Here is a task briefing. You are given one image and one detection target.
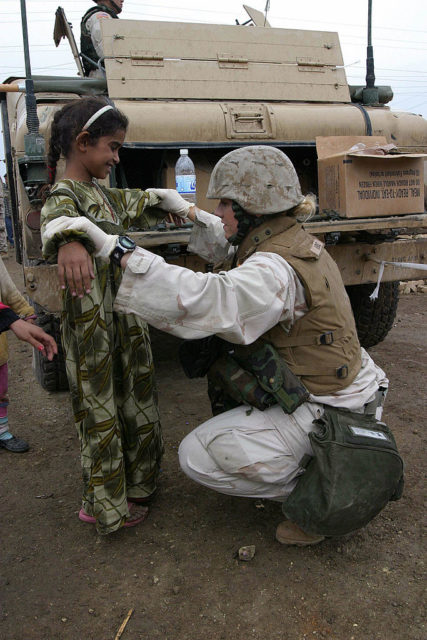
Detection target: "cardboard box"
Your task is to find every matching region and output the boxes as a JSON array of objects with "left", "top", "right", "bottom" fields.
[{"left": 317, "top": 136, "right": 426, "bottom": 218}]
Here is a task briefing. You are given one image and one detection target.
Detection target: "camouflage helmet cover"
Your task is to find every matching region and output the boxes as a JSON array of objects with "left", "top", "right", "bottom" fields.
[{"left": 206, "top": 146, "right": 303, "bottom": 214}]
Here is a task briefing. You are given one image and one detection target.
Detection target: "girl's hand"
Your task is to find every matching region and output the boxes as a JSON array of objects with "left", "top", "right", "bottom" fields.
[
  {"left": 57, "top": 242, "right": 95, "bottom": 298},
  {"left": 9, "top": 319, "right": 58, "bottom": 361}
]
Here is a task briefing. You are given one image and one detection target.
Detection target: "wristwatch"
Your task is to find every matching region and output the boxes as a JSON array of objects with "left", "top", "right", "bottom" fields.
[{"left": 110, "top": 235, "right": 136, "bottom": 266}]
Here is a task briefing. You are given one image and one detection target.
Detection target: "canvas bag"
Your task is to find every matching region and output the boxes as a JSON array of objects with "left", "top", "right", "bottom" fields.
[{"left": 282, "top": 406, "right": 404, "bottom": 536}]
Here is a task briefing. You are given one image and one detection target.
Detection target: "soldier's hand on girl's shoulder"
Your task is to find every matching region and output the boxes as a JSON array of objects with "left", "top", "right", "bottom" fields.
[{"left": 57, "top": 241, "right": 95, "bottom": 298}]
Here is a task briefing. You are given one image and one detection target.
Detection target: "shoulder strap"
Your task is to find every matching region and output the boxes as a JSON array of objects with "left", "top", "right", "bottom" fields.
[
  {"left": 82, "top": 5, "right": 118, "bottom": 23},
  {"left": 81, "top": 6, "right": 102, "bottom": 23}
]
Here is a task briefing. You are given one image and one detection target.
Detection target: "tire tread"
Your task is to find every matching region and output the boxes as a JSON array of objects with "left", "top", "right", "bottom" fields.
[{"left": 347, "top": 281, "right": 399, "bottom": 349}]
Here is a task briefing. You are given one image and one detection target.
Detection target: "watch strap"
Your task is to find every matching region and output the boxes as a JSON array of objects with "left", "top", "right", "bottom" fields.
[{"left": 110, "top": 236, "right": 136, "bottom": 265}]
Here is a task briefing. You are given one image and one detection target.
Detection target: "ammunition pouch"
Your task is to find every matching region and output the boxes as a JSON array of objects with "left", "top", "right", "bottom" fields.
[
  {"left": 207, "top": 341, "right": 309, "bottom": 415},
  {"left": 179, "top": 338, "right": 309, "bottom": 415},
  {"left": 207, "top": 352, "right": 278, "bottom": 413},
  {"left": 282, "top": 406, "right": 404, "bottom": 537}
]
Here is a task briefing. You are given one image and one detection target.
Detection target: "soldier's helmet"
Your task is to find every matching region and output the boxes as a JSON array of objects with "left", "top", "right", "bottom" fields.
[
  {"left": 206, "top": 146, "right": 304, "bottom": 214},
  {"left": 92, "top": 0, "right": 123, "bottom": 12}
]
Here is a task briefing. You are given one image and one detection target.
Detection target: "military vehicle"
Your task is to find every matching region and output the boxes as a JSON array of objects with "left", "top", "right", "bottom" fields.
[{"left": 1, "top": 4, "right": 426, "bottom": 391}]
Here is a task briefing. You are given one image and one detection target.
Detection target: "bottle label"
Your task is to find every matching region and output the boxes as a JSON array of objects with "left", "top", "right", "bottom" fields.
[{"left": 176, "top": 175, "right": 196, "bottom": 195}]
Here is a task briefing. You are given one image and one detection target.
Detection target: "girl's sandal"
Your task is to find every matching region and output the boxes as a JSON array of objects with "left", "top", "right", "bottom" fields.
[
  {"left": 124, "top": 503, "right": 149, "bottom": 527},
  {"left": 78, "top": 502, "right": 149, "bottom": 528}
]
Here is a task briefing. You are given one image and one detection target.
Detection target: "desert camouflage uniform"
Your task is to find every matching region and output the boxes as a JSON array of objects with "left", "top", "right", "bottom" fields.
[
  {"left": 112, "top": 209, "right": 388, "bottom": 501},
  {"left": 80, "top": 3, "right": 118, "bottom": 77},
  {"left": 41, "top": 179, "right": 165, "bottom": 534}
]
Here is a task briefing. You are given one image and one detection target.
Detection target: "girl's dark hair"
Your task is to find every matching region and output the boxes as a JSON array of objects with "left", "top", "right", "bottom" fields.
[{"left": 47, "top": 97, "right": 128, "bottom": 184}]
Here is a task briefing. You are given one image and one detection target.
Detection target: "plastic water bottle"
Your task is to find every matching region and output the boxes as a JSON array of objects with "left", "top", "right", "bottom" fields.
[{"left": 175, "top": 149, "right": 196, "bottom": 205}]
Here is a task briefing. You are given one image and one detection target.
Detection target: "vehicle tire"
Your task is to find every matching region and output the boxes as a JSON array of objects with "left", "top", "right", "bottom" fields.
[
  {"left": 346, "top": 281, "right": 399, "bottom": 349},
  {"left": 33, "top": 312, "right": 69, "bottom": 391}
]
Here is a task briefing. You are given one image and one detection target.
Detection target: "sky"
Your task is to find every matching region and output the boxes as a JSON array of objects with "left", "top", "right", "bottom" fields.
[{"left": 1, "top": 0, "right": 427, "bottom": 173}]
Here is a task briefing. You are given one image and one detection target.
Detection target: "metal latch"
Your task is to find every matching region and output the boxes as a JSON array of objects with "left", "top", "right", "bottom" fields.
[
  {"left": 23, "top": 266, "right": 62, "bottom": 313},
  {"left": 221, "top": 103, "right": 276, "bottom": 139},
  {"left": 296, "top": 57, "right": 326, "bottom": 73},
  {"left": 217, "top": 54, "right": 248, "bottom": 69},
  {"left": 131, "top": 51, "right": 164, "bottom": 66}
]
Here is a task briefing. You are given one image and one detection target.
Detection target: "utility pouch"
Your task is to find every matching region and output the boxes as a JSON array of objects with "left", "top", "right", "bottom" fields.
[
  {"left": 232, "top": 342, "right": 309, "bottom": 414},
  {"left": 208, "top": 353, "right": 278, "bottom": 412},
  {"left": 208, "top": 341, "right": 309, "bottom": 414},
  {"left": 282, "top": 406, "right": 404, "bottom": 536}
]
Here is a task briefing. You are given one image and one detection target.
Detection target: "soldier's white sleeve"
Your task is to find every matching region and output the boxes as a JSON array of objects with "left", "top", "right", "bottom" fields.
[
  {"left": 86, "top": 12, "right": 112, "bottom": 59},
  {"left": 115, "top": 245, "right": 387, "bottom": 410},
  {"left": 188, "top": 209, "right": 236, "bottom": 263},
  {"left": 114, "top": 247, "right": 303, "bottom": 343}
]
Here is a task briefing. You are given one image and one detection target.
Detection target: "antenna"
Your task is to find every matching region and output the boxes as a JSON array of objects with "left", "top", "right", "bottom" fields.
[
  {"left": 264, "top": 1, "right": 270, "bottom": 27},
  {"left": 17, "top": 0, "right": 47, "bottom": 207},
  {"left": 362, "top": 0, "right": 379, "bottom": 105}
]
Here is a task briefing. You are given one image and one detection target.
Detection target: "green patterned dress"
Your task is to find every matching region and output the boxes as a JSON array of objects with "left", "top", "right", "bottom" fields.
[{"left": 41, "top": 179, "right": 165, "bottom": 534}]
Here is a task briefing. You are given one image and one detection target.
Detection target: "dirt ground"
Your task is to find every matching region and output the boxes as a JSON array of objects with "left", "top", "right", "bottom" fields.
[{"left": 1, "top": 252, "right": 425, "bottom": 640}]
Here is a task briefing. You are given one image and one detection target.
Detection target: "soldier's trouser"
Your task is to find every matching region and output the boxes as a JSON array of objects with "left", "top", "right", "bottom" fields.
[
  {"left": 179, "top": 390, "right": 386, "bottom": 501},
  {"left": 178, "top": 401, "right": 324, "bottom": 501},
  {"left": 62, "top": 263, "right": 163, "bottom": 535}
]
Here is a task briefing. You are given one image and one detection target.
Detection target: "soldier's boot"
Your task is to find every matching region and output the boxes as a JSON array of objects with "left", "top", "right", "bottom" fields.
[{"left": 275, "top": 520, "right": 325, "bottom": 546}]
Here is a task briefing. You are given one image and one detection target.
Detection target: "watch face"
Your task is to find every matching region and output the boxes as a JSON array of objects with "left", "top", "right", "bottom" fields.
[{"left": 118, "top": 236, "right": 136, "bottom": 250}]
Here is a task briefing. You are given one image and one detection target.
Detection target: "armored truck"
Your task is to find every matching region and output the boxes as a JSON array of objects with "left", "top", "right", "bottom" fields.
[{"left": 1, "top": 5, "right": 426, "bottom": 390}]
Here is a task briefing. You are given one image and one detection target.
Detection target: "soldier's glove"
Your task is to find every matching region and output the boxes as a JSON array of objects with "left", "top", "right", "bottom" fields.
[
  {"left": 43, "top": 216, "right": 118, "bottom": 260},
  {"left": 146, "top": 188, "right": 193, "bottom": 218}
]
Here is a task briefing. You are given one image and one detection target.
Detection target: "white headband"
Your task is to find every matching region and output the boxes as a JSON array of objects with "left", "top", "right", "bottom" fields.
[{"left": 82, "top": 105, "right": 114, "bottom": 131}]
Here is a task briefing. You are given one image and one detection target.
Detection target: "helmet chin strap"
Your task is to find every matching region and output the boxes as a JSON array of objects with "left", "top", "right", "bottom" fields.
[
  {"left": 228, "top": 201, "right": 268, "bottom": 246},
  {"left": 100, "top": 0, "right": 122, "bottom": 14}
]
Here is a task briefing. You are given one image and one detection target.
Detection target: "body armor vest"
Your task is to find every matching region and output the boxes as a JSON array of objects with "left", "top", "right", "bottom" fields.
[
  {"left": 235, "top": 215, "right": 362, "bottom": 395},
  {"left": 80, "top": 4, "right": 118, "bottom": 76}
]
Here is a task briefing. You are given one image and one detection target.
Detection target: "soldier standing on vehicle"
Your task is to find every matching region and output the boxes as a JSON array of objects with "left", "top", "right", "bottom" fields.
[
  {"left": 80, "top": 0, "right": 124, "bottom": 77},
  {"left": 43, "top": 146, "right": 403, "bottom": 546}
]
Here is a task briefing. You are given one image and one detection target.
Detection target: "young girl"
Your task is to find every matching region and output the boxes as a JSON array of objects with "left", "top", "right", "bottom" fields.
[{"left": 41, "top": 97, "right": 166, "bottom": 534}]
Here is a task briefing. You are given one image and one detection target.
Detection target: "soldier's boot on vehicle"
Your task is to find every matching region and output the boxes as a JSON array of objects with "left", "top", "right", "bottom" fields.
[{"left": 275, "top": 520, "right": 325, "bottom": 546}]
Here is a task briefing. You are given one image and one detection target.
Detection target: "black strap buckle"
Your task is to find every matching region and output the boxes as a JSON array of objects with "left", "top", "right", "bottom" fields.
[
  {"left": 336, "top": 365, "right": 349, "bottom": 379},
  {"left": 319, "top": 331, "right": 334, "bottom": 345}
]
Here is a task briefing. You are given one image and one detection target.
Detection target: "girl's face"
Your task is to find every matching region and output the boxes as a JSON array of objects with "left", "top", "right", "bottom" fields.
[
  {"left": 215, "top": 198, "right": 238, "bottom": 240},
  {"left": 78, "top": 129, "right": 126, "bottom": 181}
]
